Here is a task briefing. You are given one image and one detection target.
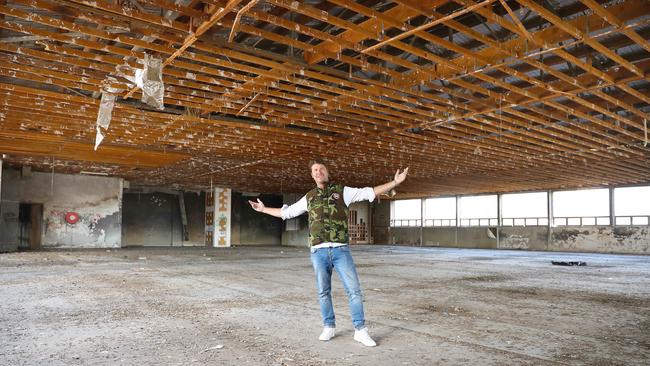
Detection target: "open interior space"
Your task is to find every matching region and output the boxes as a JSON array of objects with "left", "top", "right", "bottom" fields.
[
  {"left": 1, "top": 0, "right": 649, "bottom": 364},
  {"left": 1, "top": 246, "right": 649, "bottom": 365}
]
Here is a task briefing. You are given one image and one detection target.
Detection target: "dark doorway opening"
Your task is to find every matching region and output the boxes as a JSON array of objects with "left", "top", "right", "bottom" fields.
[{"left": 18, "top": 203, "right": 42, "bottom": 250}]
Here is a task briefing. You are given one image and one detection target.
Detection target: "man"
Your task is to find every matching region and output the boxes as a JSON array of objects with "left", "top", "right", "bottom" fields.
[{"left": 249, "top": 160, "right": 408, "bottom": 347}]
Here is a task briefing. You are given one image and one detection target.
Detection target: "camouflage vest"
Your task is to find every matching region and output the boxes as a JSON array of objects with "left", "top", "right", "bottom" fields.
[{"left": 306, "top": 183, "right": 349, "bottom": 246}]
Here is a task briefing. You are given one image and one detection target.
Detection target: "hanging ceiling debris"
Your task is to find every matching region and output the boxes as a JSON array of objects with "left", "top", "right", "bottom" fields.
[{"left": 0, "top": 0, "right": 648, "bottom": 196}]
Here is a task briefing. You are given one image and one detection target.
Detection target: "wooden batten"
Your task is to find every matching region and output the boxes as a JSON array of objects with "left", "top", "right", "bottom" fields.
[{"left": 0, "top": 0, "right": 647, "bottom": 195}]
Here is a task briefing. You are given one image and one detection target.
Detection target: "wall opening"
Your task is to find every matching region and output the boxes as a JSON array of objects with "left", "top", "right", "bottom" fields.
[{"left": 18, "top": 203, "right": 42, "bottom": 250}]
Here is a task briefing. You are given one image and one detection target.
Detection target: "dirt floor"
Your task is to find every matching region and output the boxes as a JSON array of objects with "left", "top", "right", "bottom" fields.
[{"left": 1, "top": 245, "right": 649, "bottom": 366}]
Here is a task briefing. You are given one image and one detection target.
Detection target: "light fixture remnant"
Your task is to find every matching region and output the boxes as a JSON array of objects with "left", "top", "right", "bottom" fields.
[
  {"left": 80, "top": 171, "right": 109, "bottom": 176},
  {"left": 95, "top": 92, "right": 116, "bottom": 151},
  {"left": 140, "top": 54, "right": 164, "bottom": 110}
]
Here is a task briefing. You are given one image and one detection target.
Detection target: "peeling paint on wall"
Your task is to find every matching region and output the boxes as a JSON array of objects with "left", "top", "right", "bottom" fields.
[
  {"left": 43, "top": 207, "right": 120, "bottom": 247},
  {"left": 551, "top": 226, "right": 650, "bottom": 254},
  {"left": 502, "top": 234, "right": 530, "bottom": 249},
  {"left": 1, "top": 169, "right": 122, "bottom": 249}
]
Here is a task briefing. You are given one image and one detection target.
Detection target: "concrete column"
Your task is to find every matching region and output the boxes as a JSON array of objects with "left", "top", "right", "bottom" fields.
[
  {"left": 547, "top": 190, "right": 553, "bottom": 250},
  {"left": 496, "top": 193, "right": 502, "bottom": 249},
  {"left": 455, "top": 195, "right": 460, "bottom": 246},
  {"left": 179, "top": 192, "right": 189, "bottom": 242},
  {"left": 609, "top": 187, "right": 615, "bottom": 226},
  {"left": 419, "top": 198, "right": 424, "bottom": 246},
  {"left": 205, "top": 187, "right": 231, "bottom": 247},
  {"left": 0, "top": 156, "right": 3, "bottom": 217}
]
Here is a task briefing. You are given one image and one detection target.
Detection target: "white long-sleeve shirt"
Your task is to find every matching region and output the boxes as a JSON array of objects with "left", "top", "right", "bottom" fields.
[
  {"left": 280, "top": 186, "right": 376, "bottom": 220},
  {"left": 280, "top": 186, "right": 376, "bottom": 250}
]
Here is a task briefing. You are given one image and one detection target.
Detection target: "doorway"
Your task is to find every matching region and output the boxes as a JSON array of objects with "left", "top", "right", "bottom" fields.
[{"left": 18, "top": 203, "right": 43, "bottom": 250}]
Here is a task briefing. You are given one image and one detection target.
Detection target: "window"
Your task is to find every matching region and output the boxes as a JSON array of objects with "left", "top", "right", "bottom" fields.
[
  {"left": 423, "top": 197, "right": 456, "bottom": 227},
  {"left": 459, "top": 195, "right": 497, "bottom": 226},
  {"left": 390, "top": 199, "right": 421, "bottom": 227},
  {"left": 501, "top": 192, "right": 548, "bottom": 226},
  {"left": 553, "top": 188, "right": 609, "bottom": 226},
  {"left": 614, "top": 186, "right": 650, "bottom": 226}
]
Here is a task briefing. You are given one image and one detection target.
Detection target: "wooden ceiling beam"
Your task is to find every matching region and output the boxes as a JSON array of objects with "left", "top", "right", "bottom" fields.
[
  {"left": 517, "top": 0, "right": 644, "bottom": 78},
  {"left": 61, "top": 0, "right": 192, "bottom": 32},
  {"left": 361, "top": 0, "right": 496, "bottom": 54},
  {"left": 123, "top": 0, "right": 244, "bottom": 99},
  {"left": 0, "top": 131, "right": 188, "bottom": 167},
  {"left": 580, "top": 0, "right": 650, "bottom": 55}
]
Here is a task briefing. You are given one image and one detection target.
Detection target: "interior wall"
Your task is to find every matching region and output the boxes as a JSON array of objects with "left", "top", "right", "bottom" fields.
[
  {"left": 372, "top": 198, "right": 391, "bottom": 245},
  {"left": 184, "top": 191, "right": 206, "bottom": 245},
  {"left": 380, "top": 225, "right": 650, "bottom": 253},
  {"left": 0, "top": 168, "right": 122, "bottom": 249},
  {"left": 232, "top": 192, "right": 283, "bottom": 245},
  {"left": 122, "top": 189, "right": 283, "bottom": 247},
  {"left": 121, "top": 191, "right": 205, "bottom": 247},
  {"left": 122, "top": 192, "right": 179, "bottom": 246},
  {"left": 0, "top": 159, "right": 13, "bottom": 253},
  {"left": 0, "top": 201, "right": 18, "bottom": 253},
  {"left": 499, "top": 227, "right": 549, "bottom": 250},
  {"left": 372, "top": 200, "right": 650, "bottom": 254},
  {"left": 547, "top": 227, "right": 650, "bottom": 254},
  {"left": 281, "top": 193, "right": 308, "bottom": 248}
]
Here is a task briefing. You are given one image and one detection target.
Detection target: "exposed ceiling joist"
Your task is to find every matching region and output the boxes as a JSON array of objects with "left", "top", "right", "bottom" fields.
[{"left": 0, "top": 0, "right": 647, "bottom": 196}]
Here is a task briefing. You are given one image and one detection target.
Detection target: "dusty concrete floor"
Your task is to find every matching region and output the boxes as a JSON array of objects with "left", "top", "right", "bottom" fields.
[{"left": 0, "top": 245, "right": 648, "bottom": 366}]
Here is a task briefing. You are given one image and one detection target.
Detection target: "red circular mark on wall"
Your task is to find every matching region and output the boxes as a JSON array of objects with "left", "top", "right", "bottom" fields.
[{"left": 65, "top": 212, "right": 80, "bottom": 224}]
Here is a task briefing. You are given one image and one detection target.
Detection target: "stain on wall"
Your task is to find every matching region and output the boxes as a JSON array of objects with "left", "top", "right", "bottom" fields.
[
  {"left": 379, "top": 225, "right": 650, "bottom": 254},
  {"left": 499, "top": 227, "right": 548, "bottom": 251},
  {"left": 457, "top": 227, "right": 497, "bottom": 249},
  {"left": 550, "top": 226, "right": 650, "bottom": 254},
  {"left": 232, "top": 192, "right": 283, "bottom": 245},
  {"left": 390, "top": 227, "right": 421, "bottom": 246},
  {"left": 0, "top": 201, "right": 19, "bottom": 252},
  {"left": 372, "top": 199, "right": 390, "bottom": 245},
  {"left": 0, "top": 168, "right": 122, "bottom": 248},
  {"left": 184, "top": 192, "right": 206, "bottom": 244},
  {"left": 122, "top": 192, "right": 180, "bottom": 246},
  {"left": 370, "top": 199, "right": 649, "bottom": 254},
  {"left": 422, "top": 227, "right": 456, "bottom": 247}
]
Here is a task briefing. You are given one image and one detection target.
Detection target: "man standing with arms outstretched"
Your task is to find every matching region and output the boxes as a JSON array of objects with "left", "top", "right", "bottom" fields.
[{"left": 249, "top": 160, "right": 409, "bottom": 347}]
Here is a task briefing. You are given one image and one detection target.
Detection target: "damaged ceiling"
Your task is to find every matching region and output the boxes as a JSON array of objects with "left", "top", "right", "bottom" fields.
[{"left": 0, "top": 0, "right": 649, "bottom": 196}]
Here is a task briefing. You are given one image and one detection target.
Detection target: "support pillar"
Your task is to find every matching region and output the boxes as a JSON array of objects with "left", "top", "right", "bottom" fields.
[
  {"left": 0, "top": 156, "right": 3, "bottom": 214},
  {"left": 205, "top": 187, "right": 231, "bottom": 247},
  {"left": 179, "top": 192, "right": 189, "bottom": 242},
  {"left": 609, "top": 187, "right": 615, "bottom": 226},
  {"left": 496, "top": 193, "right": 502, "bottom": 249},
  {"left": 547, "top": 190, "right": 553, "bottom": 250}
]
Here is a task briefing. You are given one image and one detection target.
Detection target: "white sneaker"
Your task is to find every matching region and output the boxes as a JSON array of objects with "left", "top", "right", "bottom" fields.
[
  {"left": 354, "top": 327, "right": 377, "bottom": 347},
  {"left": 319, "top": 327, "right": 336, "bottom": 341}
]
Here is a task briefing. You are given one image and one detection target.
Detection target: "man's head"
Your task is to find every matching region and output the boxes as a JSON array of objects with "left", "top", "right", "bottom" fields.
[{"left": 309, "top": 159, "right": 329, "bottom": 187}]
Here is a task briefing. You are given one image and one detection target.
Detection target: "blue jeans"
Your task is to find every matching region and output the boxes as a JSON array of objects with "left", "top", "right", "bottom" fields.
[{"left": 310, "top": 245, "right": 365, "bottom": 330}]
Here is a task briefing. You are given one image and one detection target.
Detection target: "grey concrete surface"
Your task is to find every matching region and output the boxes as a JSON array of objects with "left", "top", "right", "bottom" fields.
[
  {"left": 1, "top": 169, "right": 122, "bottom": 249},
  {"left": 1, "top": 246, "right": 648, "bottom": 365}
]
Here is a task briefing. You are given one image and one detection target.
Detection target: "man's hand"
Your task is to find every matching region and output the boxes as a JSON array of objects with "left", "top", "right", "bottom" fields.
[
  {"left": 374, "top": 167, "right": 410, "bottom": 196},
  {"left": 394, "top": 167, "right": 409, "bottom": 185},
  {"left": 248, "top": 198, "right": 266, "bottom": 212}
]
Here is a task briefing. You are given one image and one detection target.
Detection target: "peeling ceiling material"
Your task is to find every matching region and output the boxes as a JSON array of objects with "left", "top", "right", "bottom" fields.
[{"left": 0, "top": 0, "right": 648, "bottom": 196}]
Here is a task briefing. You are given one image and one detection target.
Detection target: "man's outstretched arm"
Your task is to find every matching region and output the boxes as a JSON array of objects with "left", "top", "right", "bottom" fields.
[
  {"left": 249, "top": 196, "right": 308, "bottom": 219},
  {"left": 374, "top": 167, "right": 409, "bottom": 196},
  {"left": 248, "top": 199, "right": 283, "bottom": 218}
]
